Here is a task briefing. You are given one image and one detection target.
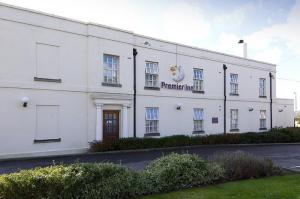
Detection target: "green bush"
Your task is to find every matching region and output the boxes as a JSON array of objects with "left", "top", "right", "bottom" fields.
[
  {"left": 0, "top": 165, "right": 68, "bottom": 199},
  {"left": 211, "top": 151, "right": 281, "bottom": 181},
  {"left": 90, "top": 128, "right": 300, "bottom": 152},
  {"left": 0, "top": 163, "right": 140, "bottom": 199},
  {"left": 140, "top": 153, "right": 224, "bottom": 194}
]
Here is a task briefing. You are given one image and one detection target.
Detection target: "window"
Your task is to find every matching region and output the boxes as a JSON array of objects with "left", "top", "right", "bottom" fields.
[
  {"left": 35, "top": 43, "right": 61, "bottom": 82},
  {"left": 145, "top": 61, "right": 159, "bottom": 87},
  {"left": 230, "top": 109, "right": 239, "bottom": 130},
  {"left": 193, "top": 108, "right": 204, "bottom": 132},
  {"left": 35, "top": 105, "right": 61, "bottom": 143},
  {"left": 260, "top": 110, "right": 267, "bottom": 129},
  {"left": 230, "top": 74, "right": 238, "bottom": 95},
  {"left": 259, "top": 78, "right": 266, "bottom": 97},
  {"left": 145, "top": 107, "right": 159, "bottom": 134},
  {"left": 103, "top": 54, "right": 119, "bottom": 84},
  {"left": 193, "top": 69, "right": 204, "bottom": 92}
]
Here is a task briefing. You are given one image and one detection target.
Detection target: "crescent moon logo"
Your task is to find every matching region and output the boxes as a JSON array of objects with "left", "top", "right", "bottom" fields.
[{"left": 170, "top": 65, "right": 185, "bottom": 82}]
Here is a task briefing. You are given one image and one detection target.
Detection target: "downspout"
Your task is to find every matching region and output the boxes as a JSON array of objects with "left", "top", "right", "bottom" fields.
[
  {"left": 269, "top": 72, "right": 273, "bottom": 129},
  {"left": 223, "top": 64, "right": 227, "bottom": 134},
  {"left": 133, "top": 48, "right": 138, "bottom": 138}
]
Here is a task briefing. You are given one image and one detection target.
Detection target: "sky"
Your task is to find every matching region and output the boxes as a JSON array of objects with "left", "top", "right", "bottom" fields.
[{"left": 1, "top": 0, "right": 299, "bottom": 108}]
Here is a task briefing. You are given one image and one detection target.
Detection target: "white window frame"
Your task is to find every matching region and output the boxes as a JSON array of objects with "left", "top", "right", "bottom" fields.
[
  {"left": 145, "top": 61, "right": 159, "bottom": 87},
  {"left": 230, "top": 73, "right": 239, "bottom": 95},
  {"left": 193, "top": 68, "right": 204, "bottom": 92},
  {"left": 260, "top": 110, "right": 267, "bottom": 129},
  {"left": 193, "top": 108, "right": 204, "bottom": 132},
  {"left": 145, "top": 107, "right": 159, "bottom": 134},
  {"left": 103, "top": 54, "right": 119, "bottom": 84},
  {"left": 230, "top": 109, "right": 239, "bottom": 130},
  {"left": 259, "top": 78, "right": 266, "bottom": 97}
]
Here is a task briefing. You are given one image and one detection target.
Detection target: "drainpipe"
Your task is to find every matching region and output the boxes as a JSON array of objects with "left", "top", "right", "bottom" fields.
[
  {"left": 133, "top": 48, "right": 138, "bottom": 138},
  {"left": 269, "top": 72, "right": 273, "bottom": 129},
  {"left": 223, "top": 64, "right": 227, "bottom": 134}
]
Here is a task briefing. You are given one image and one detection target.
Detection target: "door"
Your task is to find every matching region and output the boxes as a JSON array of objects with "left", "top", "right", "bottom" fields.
[{"left": 103, "top": 110, "right": 120, "bottom": 140}]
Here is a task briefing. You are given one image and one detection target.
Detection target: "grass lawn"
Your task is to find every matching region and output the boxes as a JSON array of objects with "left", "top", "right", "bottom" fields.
[{"left": 143, "top": 174, "right": 300, "bottom": 199}]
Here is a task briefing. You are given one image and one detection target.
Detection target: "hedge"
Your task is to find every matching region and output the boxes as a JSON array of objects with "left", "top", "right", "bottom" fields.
[
  {"left": 0, "top": 154, "right": 224, "bottom": 199},
  {"left": 90, "top": 127, "right": 300, "bottom": 152},
  {"left": 211, "top": 151, "right": 281, "bottom": 180}
]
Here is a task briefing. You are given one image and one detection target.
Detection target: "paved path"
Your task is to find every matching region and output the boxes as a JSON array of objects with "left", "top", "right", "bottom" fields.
[{"left": 0, "top": 144, "right": 300, "bottom": 174}]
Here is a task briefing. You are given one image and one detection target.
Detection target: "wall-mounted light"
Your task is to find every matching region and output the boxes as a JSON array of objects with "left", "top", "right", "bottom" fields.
[
  {"left": 176, "top": 103, "right": 182, "bottom": 110},
  {"left": 144, "top": 41, "right": 151, "bottom": 46},
  {"left": 279, "top": 109, "right": 284, "bottom": 112},
  {"left": 21, "top": 97, "right": 29, "bottom": 107},
  {"left": 248, "top": 107, "right": 254, "bottom": 112}
]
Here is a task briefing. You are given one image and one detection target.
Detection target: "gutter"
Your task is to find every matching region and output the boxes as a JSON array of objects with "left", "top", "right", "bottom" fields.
[
  {"left": 133, "top": 48, "right": 138, "bottom": 137},
  {"left": 269, "top": 72, "right": 273, "bottom": 129},
  {"left": 223, "top": 64, "right": 227, "bottom": 134}
]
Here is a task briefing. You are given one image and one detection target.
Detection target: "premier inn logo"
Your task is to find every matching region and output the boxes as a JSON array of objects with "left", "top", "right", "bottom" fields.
[
  {"left": 161, "top": 65, "right": 193, "bottom": 91},
  {"left": 170, "top": 65, "right": 185, "bottom": 82}
]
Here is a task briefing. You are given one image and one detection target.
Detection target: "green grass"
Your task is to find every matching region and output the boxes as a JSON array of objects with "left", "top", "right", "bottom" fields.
[{"left": 143, "top": 175, "right": 300, "bottom": 199}]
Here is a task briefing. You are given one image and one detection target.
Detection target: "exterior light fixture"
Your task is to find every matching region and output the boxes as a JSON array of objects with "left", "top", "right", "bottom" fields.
[
  {"left": 238, "top": 39, "right": 247, "bottom": 58},
  {"left": 21, "top": 97, "right": 29, "bottom": 107},
  {"left": 176, "top": 103, "right": 182, "bottom": 110},
  {"left": 144, "top": 41, "right": 151, "bottom": 46},
  {"left": 248, "top": 107, "right": 254, "bottom": 112}
]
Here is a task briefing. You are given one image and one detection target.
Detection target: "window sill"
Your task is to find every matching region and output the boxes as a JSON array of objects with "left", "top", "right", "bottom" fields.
[
  {"left": 144, "top": 133, "right": 160, "bottom": 137},
  {"left": 34, "top": 77, "right": 62, "bottom": 83},
  {"left": 144, "top": 86, "right": 160, "bottom": 91},
  {"left": 259, "top": 96, "right": 267, "bottom": 98},
  {"left": 102, "top": 82, "right": 122, "bottom": 87},
  {"left": 192, "top": 130, "right": 205, "bottom": 135},
  {"left": 230, "top": 129, "right": 239, "bottom": 132},
  {"left": 34, "top": 138, "right": 61, "bottom": 143},
  {"left": 192, "top": 90, "right": 205, "bottom": 94},
  {"left": 229, "top": 93, "right": 239, "bottom": 96},
  {"left": 259, "top": 128, "right": 267, "bottom": 130}
]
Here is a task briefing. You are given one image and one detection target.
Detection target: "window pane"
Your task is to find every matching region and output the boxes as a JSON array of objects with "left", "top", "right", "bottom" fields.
[{"left": 103, "top": 54, "right": 119, "bottom": 83}]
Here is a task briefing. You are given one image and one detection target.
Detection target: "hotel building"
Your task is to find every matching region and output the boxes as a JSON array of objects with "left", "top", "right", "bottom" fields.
[{"left": 0, "top": 3, "right": 294, "bottom": 159}]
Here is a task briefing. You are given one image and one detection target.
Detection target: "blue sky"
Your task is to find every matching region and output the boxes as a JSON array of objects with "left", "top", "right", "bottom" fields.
[{"left": 1, "top": 0, "right": 300, "bottom": 103}]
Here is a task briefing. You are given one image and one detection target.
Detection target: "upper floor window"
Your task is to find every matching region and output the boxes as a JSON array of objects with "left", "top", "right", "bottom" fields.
[
  {"left": 103, "top": 54, "right": 119, "bottom": 85},
  {"left": 145, "top": 61, "right": 159, "bottom": 88},
  {"left": 145, "top": 107, "right": 159, "bottom": 135},
  {"left": 230, "top": 109, "right": 239, "bottom": 130},
  {"left": 193, "top": 108, "right": 204, "bottom": 132},
  {"left": 260, "top": 110, "right": 267, "bottom": 129},
  {"left": 230, "top": 74, "right": 239, "bottom": 95},
  {"left": 193, "top": 68, "right": 204, "bottom": 92},
  {"left": 259, "top": 78, "right": 266, "bottom": 97}
]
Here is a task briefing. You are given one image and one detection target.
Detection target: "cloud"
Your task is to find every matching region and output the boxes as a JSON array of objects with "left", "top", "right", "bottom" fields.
[{"left": 158, "top": 3, "right": 211, "bottom": 45}]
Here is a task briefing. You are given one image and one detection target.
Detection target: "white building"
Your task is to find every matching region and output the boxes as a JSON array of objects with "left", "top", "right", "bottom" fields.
[{"left": 0, "top": 3, "right": 294, "bottom": 159}]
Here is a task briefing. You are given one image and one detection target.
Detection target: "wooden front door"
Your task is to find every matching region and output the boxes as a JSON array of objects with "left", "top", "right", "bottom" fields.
[{"left": 103, "top": 110, "right": 120, "bottom": 140}]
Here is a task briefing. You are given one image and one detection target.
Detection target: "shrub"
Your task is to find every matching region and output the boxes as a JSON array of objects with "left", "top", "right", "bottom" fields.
[
  {"left": 140, "top": 153, "right": 224, "bottom": 194},
  {"left": 0, "top": 163, "right": 140, "bottom": 199},
  {"left": 211, "top": 151, "right": 281, "bottom": 181},
  {"left": 0, "top": 165, "right": 69, "bottom": 199},
  {"left": 90, "top": 127, "right": 300, "bottom": 152}
]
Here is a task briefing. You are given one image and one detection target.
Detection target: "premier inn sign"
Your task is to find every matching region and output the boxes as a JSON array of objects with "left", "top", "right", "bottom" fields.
[
  {"left": 161, "top": 82, "right": 193, "bottom": 91},
  {"left": 161, "top": 65, "right": 193, "bottom": 91}
]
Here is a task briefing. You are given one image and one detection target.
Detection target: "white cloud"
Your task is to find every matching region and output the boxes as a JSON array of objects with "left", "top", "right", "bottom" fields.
[{"left": 158, "top": 3, "right": 211, "bottom": 45}]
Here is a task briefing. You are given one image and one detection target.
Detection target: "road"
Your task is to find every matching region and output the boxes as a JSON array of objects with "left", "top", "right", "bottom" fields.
[{"left": 0, "top": 144, "right": 300, "bottom": 174}]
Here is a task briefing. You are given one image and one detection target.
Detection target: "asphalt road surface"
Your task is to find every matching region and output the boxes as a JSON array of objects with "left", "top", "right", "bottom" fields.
[{"left": 0, "top": 144, "right": 300, "bottom": 174}]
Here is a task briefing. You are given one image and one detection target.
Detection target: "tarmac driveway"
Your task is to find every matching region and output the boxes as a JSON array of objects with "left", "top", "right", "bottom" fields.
[{"left": 0, "top": 144, "right": 300, "bottom": 174}]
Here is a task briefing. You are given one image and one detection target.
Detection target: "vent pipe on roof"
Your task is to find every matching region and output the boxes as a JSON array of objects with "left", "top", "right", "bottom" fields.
[{"left": 238, "top": 40, "right": 247, "bottom": 58}]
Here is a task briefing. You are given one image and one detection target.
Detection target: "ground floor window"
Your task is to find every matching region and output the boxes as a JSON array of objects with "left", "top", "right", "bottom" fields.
[
  {"left": 260, "top": 110, "right": 267, "bottom": 129},
  {"left": 193, "top": 108, "right": 204, "bottom": 132},
  {"left": 230, "top": 109, "right": 239, "bottom": 130},
  {"left": 145, "top": 107, "right": 159, "bottom": 134}
]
